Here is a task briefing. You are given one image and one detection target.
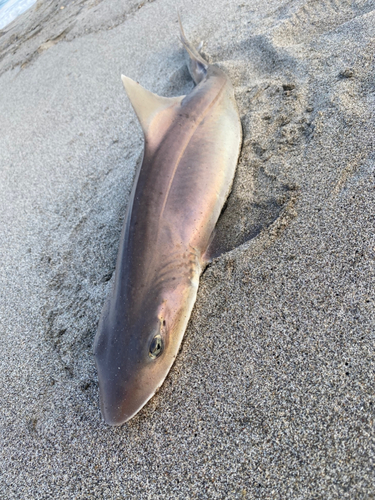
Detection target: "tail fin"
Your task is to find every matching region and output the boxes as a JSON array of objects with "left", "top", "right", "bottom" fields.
[{"left": 178, "top": 14, "right": 208, "bottom": 84}]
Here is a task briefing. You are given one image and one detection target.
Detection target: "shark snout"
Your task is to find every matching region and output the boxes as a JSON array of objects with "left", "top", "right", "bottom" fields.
[{"left": 98, "top": 371, "right": 151, "bottom": 425}]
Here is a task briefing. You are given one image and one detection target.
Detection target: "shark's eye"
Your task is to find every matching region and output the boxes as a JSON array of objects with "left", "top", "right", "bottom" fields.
[{"left": 149, "top": 334, "right": 163, "bottom": 359}]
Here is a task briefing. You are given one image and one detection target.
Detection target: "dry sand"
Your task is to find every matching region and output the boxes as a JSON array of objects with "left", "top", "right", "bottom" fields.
[{"left": 0, "top": 0, "right": 374, "bottom": 498}]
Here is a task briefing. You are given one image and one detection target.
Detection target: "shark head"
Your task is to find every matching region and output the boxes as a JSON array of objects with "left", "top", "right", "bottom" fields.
[{"left": 94, "top": 278, "right": 198, "bottom": 425}]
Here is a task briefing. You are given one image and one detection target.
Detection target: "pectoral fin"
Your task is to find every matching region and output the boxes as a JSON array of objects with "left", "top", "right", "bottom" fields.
[
  {"left": 201, "top": 203, "right": 239, "bottom": 265},
  {"left": 121, "top": 75, "right": 184, "bottom": 135}
]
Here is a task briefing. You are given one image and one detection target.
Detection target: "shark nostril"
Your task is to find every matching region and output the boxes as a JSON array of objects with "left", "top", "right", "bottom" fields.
[{"left": 149, "top": 334, "right": 163, "bottom": 359}]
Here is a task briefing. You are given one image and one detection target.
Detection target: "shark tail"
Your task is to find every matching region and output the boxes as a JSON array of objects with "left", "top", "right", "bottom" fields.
[{"left": 178, "top": 13, "right": 208, "bottom": 84}]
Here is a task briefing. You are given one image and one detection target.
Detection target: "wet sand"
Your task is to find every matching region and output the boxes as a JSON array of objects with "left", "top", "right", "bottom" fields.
[{"left": 1, "top": 0, "right": 374, "bottom": 497}]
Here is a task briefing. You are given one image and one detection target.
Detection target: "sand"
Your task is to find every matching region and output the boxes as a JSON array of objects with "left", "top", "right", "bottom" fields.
[{"left": 0, "top": 0, "right": 374, "bottom": 497}]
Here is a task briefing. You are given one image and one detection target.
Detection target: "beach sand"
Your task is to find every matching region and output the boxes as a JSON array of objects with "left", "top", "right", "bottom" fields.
[{"left": 0, "top": 0, "right": 374, "bottom": 497}]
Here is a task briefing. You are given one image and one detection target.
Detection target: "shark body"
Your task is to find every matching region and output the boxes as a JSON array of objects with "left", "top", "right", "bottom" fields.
[{"left": 94, "top": 21, "right": 242, "bottom": 425}]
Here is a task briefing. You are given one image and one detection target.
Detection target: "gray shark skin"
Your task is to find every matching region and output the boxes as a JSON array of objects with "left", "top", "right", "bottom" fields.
[{"left": 94, "top": 20, "right": 242, "bottom": 425}]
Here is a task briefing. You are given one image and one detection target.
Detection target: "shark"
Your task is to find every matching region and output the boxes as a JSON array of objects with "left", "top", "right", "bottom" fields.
[{"left": 94, "top": 19, "right": 242, "bottom": 425}]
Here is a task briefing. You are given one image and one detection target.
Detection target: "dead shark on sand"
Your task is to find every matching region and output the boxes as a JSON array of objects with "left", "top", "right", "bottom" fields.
[{"left": 94, "top": 18, "right": 242, "bottom": 425}]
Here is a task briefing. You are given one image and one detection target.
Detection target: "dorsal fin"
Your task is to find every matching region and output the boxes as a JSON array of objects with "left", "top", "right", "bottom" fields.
[{"left": 121, "top": 75, "right": 184, "bottom": 135}]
